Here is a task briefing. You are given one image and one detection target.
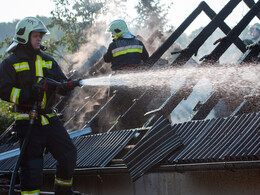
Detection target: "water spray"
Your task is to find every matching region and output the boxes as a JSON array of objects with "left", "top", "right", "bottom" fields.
[{"left": 78, "top": 64, "right": 260, "bottom": 95}]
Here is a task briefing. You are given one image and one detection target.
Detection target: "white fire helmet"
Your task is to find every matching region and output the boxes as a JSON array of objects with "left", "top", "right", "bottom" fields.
[
  {"left": 107, "top": 19, "right": 129, "bottom": 39},
  {"left": 250, "top": 23, "right": 260, "bottom": 33},
  {"left": 6, "top": 17, "right": 50, "bottom": 53}
]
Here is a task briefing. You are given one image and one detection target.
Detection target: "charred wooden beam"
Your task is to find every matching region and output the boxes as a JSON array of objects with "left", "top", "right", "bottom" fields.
[
  {"left": 201, "top": 2, "right": 246, "bottom": 53},
  {"left": 173, "top": 0, "right": 242, "bottom": 65},
  {"left": 201, "top": 0, "right": 260, "bottom": 64},
  {"left": 145, "top": 1, "right": 205, "bottom": 66},
  {"left": 243, "top": 0, "right": 260, "bottom": 19}
]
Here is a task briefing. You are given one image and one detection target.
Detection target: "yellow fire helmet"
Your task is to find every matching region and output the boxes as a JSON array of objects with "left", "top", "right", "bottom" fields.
[
  {"left": 107, "top": 19, "right": 130, "bottom": 40},
  {"left": 6, "top": 16, "right": 50, "bottom": 53}
]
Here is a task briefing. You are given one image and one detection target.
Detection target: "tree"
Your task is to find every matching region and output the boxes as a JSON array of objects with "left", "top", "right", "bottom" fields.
[
  {"left": 135, "top": 0, "right": 173, "bottom": 33},
  {"left": 0, "top": 37, "right": 12, "bottom": 61},
  {"left": 0, "top": 100, "right": 14, "bottom": 134},
  {"left": 48, "top": 0, "right": 104, "bottom": 55}
]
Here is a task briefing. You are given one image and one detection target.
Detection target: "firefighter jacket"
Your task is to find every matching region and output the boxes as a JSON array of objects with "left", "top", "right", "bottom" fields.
[
  {"left": 103, "top": 37, "right": 149, "bottom": 70},
  {"left": 0, "top": 45, "right": 68, "bottom": 125}
]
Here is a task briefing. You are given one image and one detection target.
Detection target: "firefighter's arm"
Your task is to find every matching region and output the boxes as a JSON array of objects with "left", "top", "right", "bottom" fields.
[
  {"left": 141, "top": 42, "right": 149, "bottom": 62},
  {"left": 103, "top": 44, "right": 113, "bottom": 63},
  {"left": 246, "top": 42, "right": 260, "bottom": 50},
  {"left": 0, "top": 60, "right": 31, "bottom": 104}
]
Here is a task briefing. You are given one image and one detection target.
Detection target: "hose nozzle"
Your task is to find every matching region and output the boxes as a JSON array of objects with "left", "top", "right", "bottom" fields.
[{"left": 61, "top": 79, "right": 82, "bottom": 89}]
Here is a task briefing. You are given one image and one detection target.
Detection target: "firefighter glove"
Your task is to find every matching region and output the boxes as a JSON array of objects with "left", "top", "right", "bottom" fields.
[
  {"left": 31, "top": 79, "right": 47, "bottom": 102},
  {"left": 246, "top": 42, "right": 260, "bottom": 50}
]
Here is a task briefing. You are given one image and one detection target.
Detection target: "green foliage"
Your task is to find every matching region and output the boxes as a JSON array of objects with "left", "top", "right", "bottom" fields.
[
  {"left": 0, "top": 99, "right": 14, "bottom": 134},
  {"left": 135, "top": 0, "right": 173, "bottom": 32},
  {"left": 48, "top": 0, "right": 104, "bottom": 54},
  {"left": 0, "top": 37, "right": 12, "bottom": 61}
]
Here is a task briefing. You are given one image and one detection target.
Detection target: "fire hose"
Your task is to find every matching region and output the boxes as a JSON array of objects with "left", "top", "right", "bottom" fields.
[
  {"left": 8, "top": 77, "right": 81, "bottom": 195},
  {"left": 8, "top": 102, "right": 38, "bottom": 195}
]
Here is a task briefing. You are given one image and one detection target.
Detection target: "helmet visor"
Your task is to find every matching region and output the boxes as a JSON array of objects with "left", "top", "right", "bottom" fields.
[
  {"left": 33, "top": 20, "right": 50, "bottom": 35},
  {"left": 33, "top": 28, "right": 50, "bottom": 35}
]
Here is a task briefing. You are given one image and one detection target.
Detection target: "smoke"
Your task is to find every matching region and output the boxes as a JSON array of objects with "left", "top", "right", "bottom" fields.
[
  {"left": 58, "top": 22, "right": 112, "bottom": 131},
  {"left": 63, "top": 86, "right": 109, "bottom": 130},
  {"left": 68, "top": 22, "right": 109, "bottom": 73}
]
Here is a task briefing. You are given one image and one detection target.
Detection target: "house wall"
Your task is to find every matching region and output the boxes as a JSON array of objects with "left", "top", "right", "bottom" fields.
[{"left": 42, "top": 170, "right": 260, "bottom": 195}]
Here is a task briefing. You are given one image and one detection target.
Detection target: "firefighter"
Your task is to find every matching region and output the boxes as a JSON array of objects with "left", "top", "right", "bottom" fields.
[
  {"left": 246, "top": 23, "right": 260, "bottom": 48},
  {"left": 0, "top": 17, "right": 80, "bottom": 195},
  {"left": 101, "top": 20, "right": 149, "bottom": 130},
  {"left": 245, "top": 23, "right": 260, "bottom": 62},
  {"left": 243, "top": 23, "right": 260, "bottom": 46},
  {"left": 103, "top": 19, "right": 149, "bottom": 71},
  {"left": 250, "top": 23, "right": 260, "bottom": 43}
]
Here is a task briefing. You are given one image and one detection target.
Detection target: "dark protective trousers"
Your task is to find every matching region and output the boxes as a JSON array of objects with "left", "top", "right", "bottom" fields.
[{"left": 15, "top": 116, "right": 77, "bottom": 192}]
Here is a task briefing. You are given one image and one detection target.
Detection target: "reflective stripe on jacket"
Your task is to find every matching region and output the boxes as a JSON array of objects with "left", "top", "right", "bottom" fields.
[
  {"left": 103, "top": 37, "right": 149, "bottom": 70},
  {"left": 21, "top": 189, "right": 40, "bottom": 195},
  {"left": 14, "top": 113, "right": 56, "bottom": 125}
]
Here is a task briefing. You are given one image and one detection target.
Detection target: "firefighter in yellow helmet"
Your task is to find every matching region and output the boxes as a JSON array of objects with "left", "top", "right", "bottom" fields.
[
  {"left": 103, "top": 19, "right": 149, "bottom": 71},
  {"left": 0, "top": 17, "right": 80, "bottom": 194},
  {"left": 102, "top": 20, "right": 149, "bottom": 128}
]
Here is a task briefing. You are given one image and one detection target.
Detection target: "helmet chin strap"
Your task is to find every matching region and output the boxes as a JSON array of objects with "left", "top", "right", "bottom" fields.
[
  {"left": 40, "top": 44, "right": 47, "bottom": 51},
  {"left": 114, "top": 32, "right": 123, "bottom": 40}
]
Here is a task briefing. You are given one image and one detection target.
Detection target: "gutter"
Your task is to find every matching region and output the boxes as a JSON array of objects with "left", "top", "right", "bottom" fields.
[
  {"left": 151, "top": 160, "right": 260, "bottom": 173},
  {"left": 40, "top": 160, "right": 260, "bottom": 176},
  {"left": 1, "top": 161, "right": 259, "bottom": 176}
]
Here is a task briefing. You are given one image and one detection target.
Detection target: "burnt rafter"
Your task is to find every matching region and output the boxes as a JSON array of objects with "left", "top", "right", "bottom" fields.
[
  {"left": 243, "top": 0, "right": 260, "bottom": 19},
  {"left": 201, "top": 0, "right": 260, "bottom": 64},
  {"left": 146, "top": 0, "right": 250, "bottom": 67},
  {"left": 173, "top": 0, "right": 243, "bottom": 66},
  {"left": 232, "top": 86, "right": 260, "bottom": 116},
  {"left": 109, "top": 91, "right": 154, "bottom": 131},
  {"left": 146, "top": 1, "right": 205, "bottom": 66},
  {"left": 84, "top": 93, "right": 118, "bottom": 132},
  {"left": 191, "top": 90, "right": 222, "bottom": 120},
  {"left": 201, "top": 2, "right": 246, "bottom": 53},
  {"left": 238, "top": 45, "right": 260, "bottom": 63}
]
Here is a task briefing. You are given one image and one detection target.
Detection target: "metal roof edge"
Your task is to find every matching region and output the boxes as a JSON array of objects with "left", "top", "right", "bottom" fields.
[
  {"left": 152, "top": 160, "right": 260, "bottom": 172},
  {"left": 38, "top": 160, "right": 260, "bottom": 176},
  {"left": 0, "top": 127, "right": 92, "bottom": 161},
  {"left": 0, "top": 148, "right": 19, "bottom": 161}
]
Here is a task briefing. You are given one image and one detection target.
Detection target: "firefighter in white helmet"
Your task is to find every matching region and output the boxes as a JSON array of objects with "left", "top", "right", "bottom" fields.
[
  {"left": 103, "top": 19, "right": 149, "bottom": 71},
  {"left": 250, "top": 23, "right": 260, "bottom": 43},
  {"left": 0, "top": 17, "right": 80, "bottom": 194},
  {"left": 6, "top": 16, "right": 49, "bottom": 53},
  {"left": 245, "top": 23, "right": 260, "bottom": 59}
]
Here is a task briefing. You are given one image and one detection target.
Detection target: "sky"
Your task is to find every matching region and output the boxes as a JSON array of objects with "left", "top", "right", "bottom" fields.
[{"left": 0, "top": 0, "right": 258, "bottom": 35}]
